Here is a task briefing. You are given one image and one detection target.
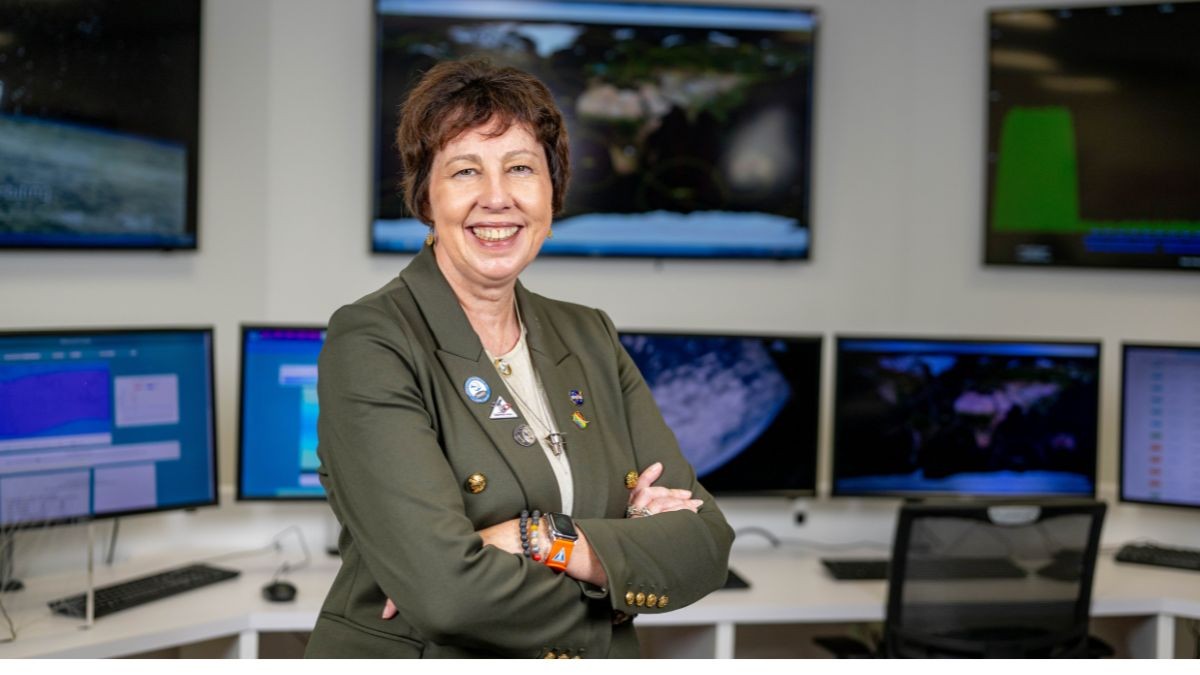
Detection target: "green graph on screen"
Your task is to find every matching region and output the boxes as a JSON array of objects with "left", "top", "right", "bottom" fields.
[{"left": 991, "top": 106, "right": 1200, "bottom": 234}]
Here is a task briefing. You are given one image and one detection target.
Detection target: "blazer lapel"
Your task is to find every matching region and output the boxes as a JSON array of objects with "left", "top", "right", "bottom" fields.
[
  {"left": 518, "top": 284, "right": 611, "bottom": 519},
  {"left": 402, "top": 248, "right": 561, "bottom": 511}
]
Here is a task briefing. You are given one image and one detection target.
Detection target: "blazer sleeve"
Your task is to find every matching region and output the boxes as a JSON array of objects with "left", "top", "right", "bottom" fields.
[
  {"left": 573, "top": 309, "right": 735, "bottom": 616},
  {"left": 318, "top": 303, "right": 612, "bottom": 657}
]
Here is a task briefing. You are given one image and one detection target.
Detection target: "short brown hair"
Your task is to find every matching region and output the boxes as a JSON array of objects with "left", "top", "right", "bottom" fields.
[{"left": 396, "top": 58, "right": 571, "bottom": 225}]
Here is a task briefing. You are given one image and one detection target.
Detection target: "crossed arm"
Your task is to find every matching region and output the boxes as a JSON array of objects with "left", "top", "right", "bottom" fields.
[{"left": 381, "top": 461, "right": 701, "bottom": 619}]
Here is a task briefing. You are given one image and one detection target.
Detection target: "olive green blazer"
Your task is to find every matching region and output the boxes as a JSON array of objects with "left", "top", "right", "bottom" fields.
[{"left": 305, "top": 246, "right": 734, "bottom": 658}]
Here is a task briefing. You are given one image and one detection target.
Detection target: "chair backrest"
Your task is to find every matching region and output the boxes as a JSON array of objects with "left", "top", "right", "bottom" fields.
[{"left": 883, "top": 500, "right": 1106, "bottom": 658}]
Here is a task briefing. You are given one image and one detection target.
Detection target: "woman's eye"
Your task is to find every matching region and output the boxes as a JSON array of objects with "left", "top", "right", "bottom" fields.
[
  {"left": 510, "top": 165, "right": 533, "bottom": 174},
  {"left": 454, "top": 168, "right": 477, "bottom": 177}
]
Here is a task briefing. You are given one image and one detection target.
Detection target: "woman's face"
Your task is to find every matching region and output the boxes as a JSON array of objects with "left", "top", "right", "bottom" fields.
[{"left": 428, "top": 121, "right": 553, "bottom": 293}]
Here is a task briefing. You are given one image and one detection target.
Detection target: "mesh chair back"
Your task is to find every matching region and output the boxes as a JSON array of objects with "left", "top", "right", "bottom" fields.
[{"left": 884, "top": 500, "right": 1106, "bottom": 658}]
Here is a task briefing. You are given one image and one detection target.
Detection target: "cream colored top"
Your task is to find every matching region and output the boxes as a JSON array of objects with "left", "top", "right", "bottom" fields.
[{"left": 486, "top": 318, "right": 574, "bottom": 516}]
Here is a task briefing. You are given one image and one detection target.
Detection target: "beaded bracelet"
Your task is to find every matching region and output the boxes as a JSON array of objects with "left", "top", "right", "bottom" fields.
[{"left": 519, "top": 509, "right": 542, "bottom": 561}]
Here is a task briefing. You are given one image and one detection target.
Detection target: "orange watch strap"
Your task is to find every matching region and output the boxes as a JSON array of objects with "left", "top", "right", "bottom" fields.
[{"left": 546, "top": 537, "right": 575, "bottom": 572}]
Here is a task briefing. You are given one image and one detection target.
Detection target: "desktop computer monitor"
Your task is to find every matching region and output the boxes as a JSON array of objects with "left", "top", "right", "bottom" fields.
[
  {"left": 618, "top": 331, "right": 821, "bottom": 496},
  {"left": 832, "top": 336, "right": 1100, "bottom": 499},
  {"left": 1120, "top": 343, "right": 1200, "bottom": 510},
  {"left": 0, "top": 328, "right": 217, "bottom": 526},
  {"left": 237, "top": 325, "right": 326, "bottom": 500}
]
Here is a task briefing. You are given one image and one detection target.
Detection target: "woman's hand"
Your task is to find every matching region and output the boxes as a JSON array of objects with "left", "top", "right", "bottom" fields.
[
  {"left": 476, "top": 519, "right": 523, "bottom": 555},
  {"left": 627, "top": 462, "right": 703, "bottom": 518}
]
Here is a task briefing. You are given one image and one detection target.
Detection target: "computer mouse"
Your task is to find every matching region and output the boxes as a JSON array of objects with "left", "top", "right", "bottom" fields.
[{"left": 262, "top": 581, "right": 297, "bottom": 603}]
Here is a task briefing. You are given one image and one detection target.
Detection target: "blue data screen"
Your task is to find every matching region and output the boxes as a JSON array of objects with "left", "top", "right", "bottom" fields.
[
  {"left": 239, "top": 327, "right": 326, "bottom": 499},
  {"left": 0, "top": 330, "right": 216, "bottom": 526}
]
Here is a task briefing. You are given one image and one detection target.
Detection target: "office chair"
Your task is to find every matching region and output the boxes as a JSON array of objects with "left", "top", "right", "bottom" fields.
[{"left": 816, "top": 500, "right": 1112, "bottom": 658}]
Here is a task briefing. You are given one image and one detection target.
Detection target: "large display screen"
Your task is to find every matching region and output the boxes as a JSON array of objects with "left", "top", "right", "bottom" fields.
[
  {"left": 0, "top": 0, "right": 201, "bottom": 250},
  {"left": 1120, "top": 343, "right": 1200, "bottom": 510},
  {"left": 238, "top": 326, "right": 326, "bottom": 500},
  {"left": 0, "top": 329, "right": 217, "bottom": 527},
  {"left": 619, "top": 331, "right": 820, "bottom": 495},
  {"left": 374, "top": 0, "right": 818, "bottom": 258},
  {"left": 833, "top": 337, "right": 1100, "bottom": 498},
  {"left": 984, "top": 2, "right": 1200, "bottom": 270}
]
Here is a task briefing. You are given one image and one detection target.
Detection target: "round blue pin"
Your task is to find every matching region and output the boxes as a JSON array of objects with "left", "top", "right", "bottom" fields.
[{"left": 464, "top": 376, "right": 491, "bottom": 403}]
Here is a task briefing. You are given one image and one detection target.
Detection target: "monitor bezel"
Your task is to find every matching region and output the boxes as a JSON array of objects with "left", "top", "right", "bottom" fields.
[
  {"left": 369, "top": 0, "right": 821, "bottom": 260},
  {"left": 0, "top": 325, "right": 219, "bottom": 529},
  {"left": 0, "top": 0, "right": 203, "bottom": 252},
  {"left": 236, "top": 323, "right": 328, "bottom": 502},
  {"left": 1118, "top": 341, "right": 1200, "bottom": 511},
  {"left": 831, "top": 333, "right": 1102, "bottom": 500},
  {"left": 617, "top": 328, "right": 823, "bottom": 497}
]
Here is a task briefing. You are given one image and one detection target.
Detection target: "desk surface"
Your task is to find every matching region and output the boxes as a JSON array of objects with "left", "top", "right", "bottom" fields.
[{"left": 2, "top": 548, "right": 1199, "bottom": 658}]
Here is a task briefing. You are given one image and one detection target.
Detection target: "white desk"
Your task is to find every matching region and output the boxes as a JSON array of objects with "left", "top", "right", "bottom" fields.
[{"left": 1, "top": 548, "right": 1197, "bottom": 658}]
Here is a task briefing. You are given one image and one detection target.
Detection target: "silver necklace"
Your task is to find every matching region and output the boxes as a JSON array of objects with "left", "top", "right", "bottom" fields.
[{"left": 491, "top": 328, "right": 568, "bottom": 457}]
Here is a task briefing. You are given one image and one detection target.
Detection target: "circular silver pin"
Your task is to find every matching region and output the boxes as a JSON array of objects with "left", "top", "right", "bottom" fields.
[{"left": 513, "top": 424, "right": 537, "bottom": 447}]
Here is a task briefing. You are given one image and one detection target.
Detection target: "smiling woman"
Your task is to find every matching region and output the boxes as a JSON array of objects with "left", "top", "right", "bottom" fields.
[{"left": 305, "top": 58, "right": 733, "bottom": 659}]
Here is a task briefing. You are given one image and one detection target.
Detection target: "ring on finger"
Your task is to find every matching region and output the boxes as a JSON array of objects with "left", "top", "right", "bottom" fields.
[{"left": 625, "top": 505, "right": 653, "bottom": 519}]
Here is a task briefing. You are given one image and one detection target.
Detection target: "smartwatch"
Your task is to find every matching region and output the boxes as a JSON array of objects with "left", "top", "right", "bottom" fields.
[{"left": 543, "top": 512, "right": 578, "bottom": 572}]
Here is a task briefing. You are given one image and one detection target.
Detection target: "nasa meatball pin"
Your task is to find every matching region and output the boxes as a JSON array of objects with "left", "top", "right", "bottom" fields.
[{"left": 464, "top": 376, "right": 491, "bottom": 403}]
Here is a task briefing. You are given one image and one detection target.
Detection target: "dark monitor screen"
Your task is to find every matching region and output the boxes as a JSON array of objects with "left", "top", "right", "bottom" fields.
[
  {"left": 833, "top": 337, "right": 1100, "bottom": 498},
  {"left": 373, "top": 0, "right": 817, "bottom": 259},
  {"left": 1120, "top": 343, "right": 1200, "bottom": 510},
  {"left": 984, "top": 2, "right": 1200, "bottom": 271},
  {"left": 0, "top": 0, "right": 201, "bottom": 250},
  {"left": 0, "top": 328, "right": 217, "bottom": 527},
  {"left": 238, "top": 326, "right": 326, "bottom": 501},
  {"left": 618, "top": 331, "right": 820, "bottom": 495}
]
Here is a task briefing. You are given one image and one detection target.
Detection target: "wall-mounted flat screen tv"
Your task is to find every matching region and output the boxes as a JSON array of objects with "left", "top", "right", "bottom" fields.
[
  {"left": 373, "top": 0, "right": 818, "bottom": 259},
  {"left": 985, "top": 2, "right": 1200, "bottom": 271},
  {"left": 0, "top": 0, "right": 202, "bottom": 250}
]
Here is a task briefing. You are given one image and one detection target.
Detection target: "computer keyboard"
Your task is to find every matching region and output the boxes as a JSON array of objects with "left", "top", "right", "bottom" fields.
[
  {"left": 48, "top": 563, "right": 241, "bottom": 619},
  {"left": 822, "top": 557, "right": 1027, "bottom": 581},
  {"left": 1115, "top": 543, "right": 1200, "bottom": 572},
  {"left": 822, "top": 558, "right": 890, "bottom": 580}
]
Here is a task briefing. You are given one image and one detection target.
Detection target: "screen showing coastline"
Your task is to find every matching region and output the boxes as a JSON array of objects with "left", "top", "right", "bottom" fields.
[
  {"left": 833, "top": 337, "right": 1100, "bottom": 498},
  {"left": 374, "top": 0, "right": 817, "bottom": 258},
  {"left": 0, "top": 0, "right": 201, "bottom": 250},
  {"left": 619, "top": 331, "right": 820, "bottom": 495},
  {"left": 985, "top": 2, "right": 1200, "bottom": 270}
]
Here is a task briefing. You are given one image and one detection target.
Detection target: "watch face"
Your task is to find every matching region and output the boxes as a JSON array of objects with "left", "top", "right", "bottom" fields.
[{"left": 549, "top": 512, "right": 577, "bottom": 539}]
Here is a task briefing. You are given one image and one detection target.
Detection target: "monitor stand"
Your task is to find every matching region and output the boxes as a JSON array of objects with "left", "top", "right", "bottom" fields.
[
  {"left": 0, "top": 533, "right": 22, "bottom": 592},
  {"left": 721, "top": 568, "right": 750, "bottom": 590}
]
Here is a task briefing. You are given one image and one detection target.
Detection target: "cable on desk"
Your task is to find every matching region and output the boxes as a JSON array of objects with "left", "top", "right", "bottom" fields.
[
  {"left": 734, "top": 528, "right": 890, "bottom": 552},
  {"left": 734, "top": 527, "right": 782, "bottom": 548},
  {"left": 0, "top": 594, "right": 14, "bottom": 644},
  {"left": 777, "top": 537, "right": 891, "bottom": 552},
  {"left": 268, "top": 526, "right": 311, "bottom": 582},
  {"left": 193, "top": 525, "right": 312, "bottom": 568}
]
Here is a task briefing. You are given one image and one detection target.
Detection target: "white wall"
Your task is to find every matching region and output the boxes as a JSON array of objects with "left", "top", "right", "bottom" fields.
[{"left": 2, "top": 0, "right": 1198, "bottom": 572}]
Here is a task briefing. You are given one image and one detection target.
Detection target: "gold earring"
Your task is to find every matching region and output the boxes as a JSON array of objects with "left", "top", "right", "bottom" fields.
[
  {"left": 425, "top": 230, "right": 435, "bottom": 246},
  {"left": 547, "top": 228, "right": 554, "bottom": 240}
]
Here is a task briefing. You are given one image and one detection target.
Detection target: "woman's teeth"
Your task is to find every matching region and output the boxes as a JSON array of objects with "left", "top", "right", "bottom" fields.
[{"left": 473, "top": 226, "right": 519, "bottom": 242}]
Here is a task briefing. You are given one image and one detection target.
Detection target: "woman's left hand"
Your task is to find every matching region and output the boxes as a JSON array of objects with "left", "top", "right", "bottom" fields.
[{"left": 627, "top": 462, "right": 703, "bottom": 518}]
